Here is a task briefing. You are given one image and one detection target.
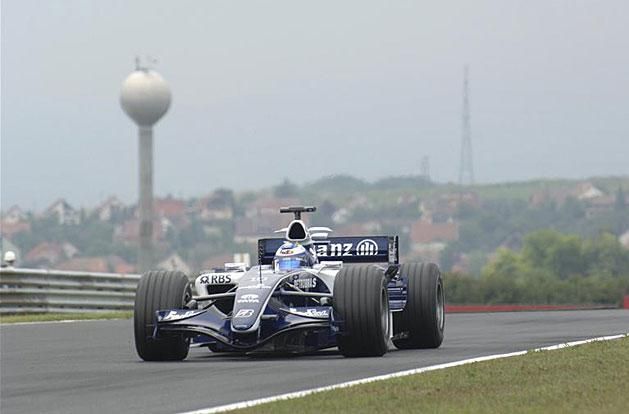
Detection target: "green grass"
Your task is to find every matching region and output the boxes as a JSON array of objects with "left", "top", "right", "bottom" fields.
[
  {"left": 235, "top": 337, "right": 629, "bottom": 414},
  {"left": 0, "top": 311, "right": 132, "bottom": 324}
]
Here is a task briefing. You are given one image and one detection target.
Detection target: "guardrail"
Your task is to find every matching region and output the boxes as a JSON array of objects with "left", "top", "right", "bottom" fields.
[
  {"left": 446, "top": 304, "right": 619, "bottom": 313},
  {"left": 0, "top": 267, "right": 141, "bottom": 314},
  {"left": 2, "top": 267, "right": 627, "bottom": 315}
]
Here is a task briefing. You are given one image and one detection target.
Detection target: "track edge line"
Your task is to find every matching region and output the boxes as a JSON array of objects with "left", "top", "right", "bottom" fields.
[{"left": 179, "top": 333, "right": 629, "bottom": 414}]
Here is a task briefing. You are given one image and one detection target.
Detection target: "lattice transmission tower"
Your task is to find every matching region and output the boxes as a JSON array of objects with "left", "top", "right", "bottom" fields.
[{"left": 459, "top": 65, "right": 475, "bottom": 186}]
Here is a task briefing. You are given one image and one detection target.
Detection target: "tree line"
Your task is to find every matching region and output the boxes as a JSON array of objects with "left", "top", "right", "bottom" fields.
[{"left": 445, "top": 230, "right": 629, "bottom": 305}]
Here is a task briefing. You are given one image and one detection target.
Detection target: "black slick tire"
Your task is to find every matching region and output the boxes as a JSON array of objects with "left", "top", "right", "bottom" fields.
[
  {"left": 134, "top": 270, "right": 192, "bottom": 361},
  {"left": 333, "top": 265, "right": 390, "bottom": 357},
  {"left": 393, "top": 262, "right": 445, "bottom": 349}
]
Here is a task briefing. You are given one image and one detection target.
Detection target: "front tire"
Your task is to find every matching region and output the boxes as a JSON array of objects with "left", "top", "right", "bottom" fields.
[
  {"left": 333, "top": 265, "right": 390, "bottom": 357},
  {"left": 393, "top": 262, "right": 445, "bottom": 349},
  {"left": 134, "top": 270, "right": 192, "bottom": 361}
]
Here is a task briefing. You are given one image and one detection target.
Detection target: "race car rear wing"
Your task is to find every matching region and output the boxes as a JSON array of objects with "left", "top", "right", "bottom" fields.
[{"left": 258, "top": 235, "right": 399, "bottom": 265}]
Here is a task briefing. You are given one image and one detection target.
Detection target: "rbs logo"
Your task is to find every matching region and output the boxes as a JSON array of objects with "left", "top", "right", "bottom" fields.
[{"left": 211, "top": 274, "right": 232, "bottom": 284}]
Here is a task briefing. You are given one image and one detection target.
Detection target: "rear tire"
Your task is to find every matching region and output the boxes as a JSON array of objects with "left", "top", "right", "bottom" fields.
[
  {"left": 333, "top": 265, "right": 389, "bottom": 357},
  {"left": 393, "top": 262, "right": 445, "bottom": 349},
  {"left": 134, "top": 270, "right": 192, "bottom": 361}
]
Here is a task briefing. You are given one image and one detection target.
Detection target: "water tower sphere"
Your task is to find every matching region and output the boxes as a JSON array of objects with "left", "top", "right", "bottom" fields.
[{"left": 120, "top": 70, "right": 172, "bottom": 127}]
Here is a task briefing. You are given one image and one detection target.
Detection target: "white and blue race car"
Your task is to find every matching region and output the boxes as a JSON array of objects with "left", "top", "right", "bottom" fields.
[{"left": 133, "top": 206, "right": 445, "bottom": 360}]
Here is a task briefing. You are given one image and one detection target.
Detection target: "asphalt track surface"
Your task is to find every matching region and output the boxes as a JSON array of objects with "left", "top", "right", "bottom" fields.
[{"left": 2, "top": 310, "right": 628, "bottom": 414}]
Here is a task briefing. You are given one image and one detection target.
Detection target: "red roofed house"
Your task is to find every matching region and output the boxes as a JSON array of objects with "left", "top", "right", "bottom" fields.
[
  {"left": 409, "top": 219, "right": 459, "bottom": 263},
  {"left": 235, "top": 197, "right": 299, "bottom": 244},
  {"left": 335, "top": 222, "right": 382, "bottom": 236},
  {"left": 420, "top": 192, "right": 480, "bottom": 219},
  {"left": 24, "top": 242, "right": 78, "bottom": 268},
  {"left": 57, "top": 257, "right": 109, "bottom": 273},
  {"left": 195, "top": 192, "right": 234, "bottom": 221},
  {"left": 108, "top": 256, "right": 136, "bottom": 273},
  {"left": 245, "top": 197, "right": 300, "bottom": 218},
  {"left": 154, "top": 197, "right": 186, "bottom": 219},
  {"left": 0, "top": 220, "right": 31, "bottom": 238},
  {"left": 1, "top": 206, "right": 31, "bottom": 238},
  {"left": 56, "top": 255, "right": 136, "bottom": 273},
  {"left": 2, "top": 205, "right": 27, "bottom": 224},
  {"left": 529, "top": 182, "right": 605, "bottom": 208}
]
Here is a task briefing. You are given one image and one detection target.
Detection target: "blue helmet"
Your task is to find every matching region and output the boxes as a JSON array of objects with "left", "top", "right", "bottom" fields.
[{"left": 273, "top": 242, "right": 316, "bottom": 272}]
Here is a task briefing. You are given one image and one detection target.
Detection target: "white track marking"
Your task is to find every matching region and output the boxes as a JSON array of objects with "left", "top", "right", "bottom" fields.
[
  {"left": 180, "top": 333, "right": 628, "bottom": 414},
  {"left": 2, "top": 318, "right": 129, "bottom": 326}
]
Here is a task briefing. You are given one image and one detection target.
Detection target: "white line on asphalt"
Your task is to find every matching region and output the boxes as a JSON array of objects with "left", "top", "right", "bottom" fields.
[
  {"left": 179, "top": 333, "right": 628, "bottom": 414},
  {"left": 1, "top": 318, "right": 129, "bottom": 326}
]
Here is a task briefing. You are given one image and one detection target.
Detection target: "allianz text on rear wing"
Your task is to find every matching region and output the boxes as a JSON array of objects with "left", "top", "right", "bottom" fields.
[{"left": 258, "top": 235, "right": 399, "bottom": 265}]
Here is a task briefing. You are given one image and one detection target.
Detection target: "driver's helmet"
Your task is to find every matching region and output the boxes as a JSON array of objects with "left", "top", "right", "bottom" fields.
[{"left": 273, "top": 242, "right": 316, "bottom": 272}]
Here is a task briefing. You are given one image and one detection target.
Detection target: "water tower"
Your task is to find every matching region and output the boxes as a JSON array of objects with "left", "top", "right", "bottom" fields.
[{"left": 120, "top": 58, "right": 171, "bottom": 272}]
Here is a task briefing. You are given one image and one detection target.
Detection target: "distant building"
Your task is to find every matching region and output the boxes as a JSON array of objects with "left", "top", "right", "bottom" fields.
[
  {"left": 24, "top": 242, "right": 79, "bottom": 268},
  {"left": 236, "top": 197, "right": 298, "bottom": 244},
  {"left": 409, "top": 219, "right": 459, "bottom": 263},
  {"left": 57, "top": 257, "right": 109, "bottom": 273},
  {"left": 114, "top": 218, "right": 165, "bottom": 244},
  {"left": 577, "top": 183, "right": 605, "bottom": 200},
  {"left": 157, "top": 253, "right": 191, "bottom": 274},
  {"left": 245, "top": 197, "right": 299, "bottom": 218},
  {"left": 529, "top": 182, "right": 604, "bottom": 207},
  {"left": 45, "top": 199, "right": 81, "bottom": 225},
  {"left": 620, "top": 230, "right": 629, "bottom": 250},
  {"left": 195, "top": 192, "right": 234, "bottom": 221},
  {"left": 154, "top": 196, "right": 186, "bottom": 219},
  {"left": 585, "top": 195, "right": 617, "bottom": 218},
  {"left": 335, "top": 222, "right": 382, "bottom": 236},
  {"left": 2, "top": 205, "right": 27, "bottom": 224},
  {"left": 410, "top": 219, "right": 459, "bottom": 246},
  {"left": 94, "top": 196, "right": 125, "bottom": 221},
  {"left": 331, "top": 208, "right": 350, "bottom": 224},
  {"left": 1, "top": 205, "right": 31, "bottom": 238},
  {"left": 107, "top": 256, "right": 136, "bottom": 273},
  {"left": 420, "top": 191, "right": 480, "bottom": 220},
  {"left": 0, "top": 220, "right": 31, "bottom": 238},
  {"left": 235, "top": 216, "right": 284, "bottom": 244},
  {"left": 56, "top": 255, "right": 135, "bottom": 273}
]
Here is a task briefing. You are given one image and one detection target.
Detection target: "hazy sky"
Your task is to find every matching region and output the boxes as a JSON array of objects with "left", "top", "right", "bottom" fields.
[{"left": 2, "top": 0, "right": 628, "bottom": 210}]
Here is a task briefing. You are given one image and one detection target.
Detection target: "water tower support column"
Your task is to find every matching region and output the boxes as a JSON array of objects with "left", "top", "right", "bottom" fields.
[
  {"left": 138, "top": 126, "right": 154, "bottom": 272},
  {"left": 120, "top": 59, "right": 171, "bottom": 273}
]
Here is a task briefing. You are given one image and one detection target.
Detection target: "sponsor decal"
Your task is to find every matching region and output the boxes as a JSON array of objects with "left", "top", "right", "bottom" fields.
[
  {"left": 237, "top": 294, "right": 259, "bottom": 304},
  {"left": 291, "top": 274, "right": 317, "bottom": 289},
  {"left": 159, "top": 310, "right": 200, "bottom": 321},
  {"left": 199, "top": 273, "right": 232, "bottom": 284},
  {"left": 234, "top": 309, "right": 254, "bottom": 318},
  {"left": 356, "top": 239, "right": 379, "bottom": 256},
  {"left": 288, "top": 308, "right": 330, "bottom": 318},
  {"left": 315, "top": 239, "right": 379, "bottom": 257}
]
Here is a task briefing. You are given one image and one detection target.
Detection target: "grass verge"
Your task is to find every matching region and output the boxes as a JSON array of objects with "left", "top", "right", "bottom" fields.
[
  {"left": 235, "top": 336, "right": 629, "bottom": 414},
  {"left": 0, "top": 311, "right": 133, "bottom": 324}
]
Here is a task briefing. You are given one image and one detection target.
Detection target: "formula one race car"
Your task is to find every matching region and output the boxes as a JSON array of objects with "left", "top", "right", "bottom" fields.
[{"left": 133, "top": 206, "right": 445, "bottom": 360}]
